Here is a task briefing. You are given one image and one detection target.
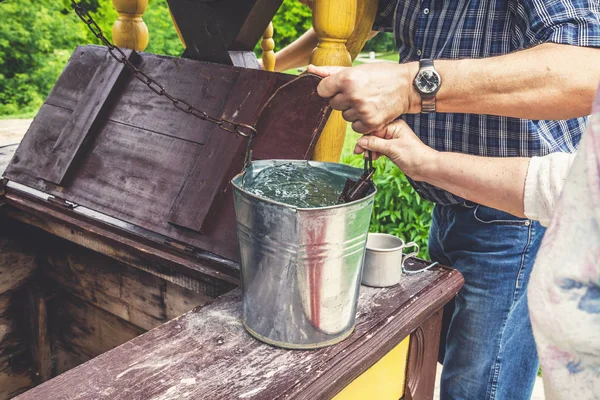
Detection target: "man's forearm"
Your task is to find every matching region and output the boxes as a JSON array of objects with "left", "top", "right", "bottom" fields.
[
  {"left": 433, "top": 43, "right": 600, "bottom": 119},
  {"left": 418, "top": 152, "right": 530, "bottom": 217}
]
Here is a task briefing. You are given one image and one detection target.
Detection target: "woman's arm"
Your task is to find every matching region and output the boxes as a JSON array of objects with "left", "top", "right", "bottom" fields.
[
  {"left": 268, "top": 28, "right": 319, "bottom": 72},
  {"left": 355, "top": 119, "right": 575, "bottom": 220}
]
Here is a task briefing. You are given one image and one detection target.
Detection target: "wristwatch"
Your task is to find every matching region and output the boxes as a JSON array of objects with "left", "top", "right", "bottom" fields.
[{"left": 413, "top": 59, "right": 442, "bottom": 113}]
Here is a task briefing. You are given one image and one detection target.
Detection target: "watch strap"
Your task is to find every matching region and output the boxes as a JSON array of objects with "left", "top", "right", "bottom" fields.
[
  {"left": 419, "top": 59, "right": 436, "bottom": 114},
  {"left": 421, "top": 95, "right": 436, "bottom": 113},
  {"left": 420, "top": 59, "right": 434, "bottom": 68}
]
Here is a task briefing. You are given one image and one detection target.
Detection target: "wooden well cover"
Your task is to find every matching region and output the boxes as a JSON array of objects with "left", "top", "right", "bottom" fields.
[{"left": 4, "top": 45, "right": 331, "bottom": 262}]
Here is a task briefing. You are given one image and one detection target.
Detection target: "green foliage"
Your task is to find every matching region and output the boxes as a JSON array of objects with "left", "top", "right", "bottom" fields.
[
  {"left": 0, "top": 0, "right": 87, "bottom": 115},
  {"left": 270, "top": 0, "right": 313, "bottom": 52},
  {"left": 144, "top": 1, "right": 183, "bottom": 57},
  {"left": 340, "top": 130, "right": 434, "bottom": 259},
  {"left": 363, "top": 32, "right": 396, "bottom": 53},
  {"left": 0, "top": 0, "right": 182, "bottom": 116}
]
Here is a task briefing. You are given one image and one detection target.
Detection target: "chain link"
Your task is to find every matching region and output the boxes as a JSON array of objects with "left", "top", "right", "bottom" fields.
[{"left": 70, "top": 0, "right": 258, "bottom": 140}]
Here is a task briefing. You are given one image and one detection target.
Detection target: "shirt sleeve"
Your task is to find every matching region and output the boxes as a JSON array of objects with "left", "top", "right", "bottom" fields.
[
  {"left": 518, "top": 0, "right": 600, "bottom": 47},
  {"left": 524, "top": 152, "right": 576, "bottom": 227},
  {"left": 372, "top": 0, "right": 396, "bottom": 32}
]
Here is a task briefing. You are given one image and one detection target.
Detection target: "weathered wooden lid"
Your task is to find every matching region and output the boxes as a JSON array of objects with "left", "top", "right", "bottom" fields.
[{"left": 3, "top": 45, "right": 331, "bottom": 262}]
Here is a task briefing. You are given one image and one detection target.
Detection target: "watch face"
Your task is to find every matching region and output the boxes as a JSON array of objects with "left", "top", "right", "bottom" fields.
[{"left": 415, "top": 70, "right": 440, "bottom": 94}]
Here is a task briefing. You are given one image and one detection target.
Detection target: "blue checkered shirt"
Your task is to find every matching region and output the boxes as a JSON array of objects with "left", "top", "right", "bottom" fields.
[{"left": 374, "top": 0, "right": 600, "bottom": 204}]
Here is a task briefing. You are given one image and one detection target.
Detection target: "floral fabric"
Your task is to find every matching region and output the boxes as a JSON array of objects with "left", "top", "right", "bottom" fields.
[{"left": 528, "top": 87, "right": 600, "bottom": 399}]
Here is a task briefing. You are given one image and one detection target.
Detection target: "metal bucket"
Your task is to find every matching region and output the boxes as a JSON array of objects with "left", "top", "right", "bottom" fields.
[{"left": 231, "top": 160, "right": 376, "bottom": 349}]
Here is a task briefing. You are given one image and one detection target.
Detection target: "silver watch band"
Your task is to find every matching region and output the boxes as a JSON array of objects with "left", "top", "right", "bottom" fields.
[
  {"left": 419, "top": 59, "right": 437, "bottom": 114},
  {"left": 421, "top": 96, "right": 436, "bottom": 113}
]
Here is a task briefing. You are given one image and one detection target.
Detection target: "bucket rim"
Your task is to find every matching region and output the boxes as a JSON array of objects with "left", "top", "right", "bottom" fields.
[{"left": 231, "top": 159, "right": 377, "bottom": 211}]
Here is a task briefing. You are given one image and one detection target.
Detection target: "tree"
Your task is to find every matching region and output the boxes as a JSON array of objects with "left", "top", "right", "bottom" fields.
[{"left": 0, "top": 0, "right": 87, "bottom": 115}]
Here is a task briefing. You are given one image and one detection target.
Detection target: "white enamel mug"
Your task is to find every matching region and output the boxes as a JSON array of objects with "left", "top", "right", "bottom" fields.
[{"left": 361, "top": 233, "right": 419, "bottom": 287}]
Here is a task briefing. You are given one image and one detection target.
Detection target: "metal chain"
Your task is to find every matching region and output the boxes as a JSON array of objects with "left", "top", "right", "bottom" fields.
[{"left": 70, "top": 0, "right": 257, "bottom": 140}]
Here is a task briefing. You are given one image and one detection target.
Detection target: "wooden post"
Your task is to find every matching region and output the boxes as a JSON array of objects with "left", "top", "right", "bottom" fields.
[
  {"left": 261, "top": 22, "right": 276, "bottom": 71},
  {"left": 112, "top": 0, "right": 149, "bottom": 51},
  {"left": 310, "top": 0, "right": 377, "bottom": 162}
]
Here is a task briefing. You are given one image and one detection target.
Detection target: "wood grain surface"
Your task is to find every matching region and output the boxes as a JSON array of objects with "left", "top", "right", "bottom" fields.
[
  {"left": 4, "top": 45, "right": 331, "bottom": 262},
  {"left": 15, "top": 263, "right": 463, "bottom": 400}
]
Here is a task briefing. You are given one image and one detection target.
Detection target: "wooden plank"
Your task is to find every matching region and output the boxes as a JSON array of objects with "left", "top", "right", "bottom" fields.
[
  {"left": 168, "top": 73, "right": 330, "bottom": 233},
  {"left": 230, "top": 0, "right": 284, "bottom": 51},
  {"left": 27, "top": 288, "right": 52, "bottom": 384},
  {"left": 52, "top": 344, "right": 86, "bottom": 377},
  {"left": 1, "top": 198, "right": 240, "bottom": 289},
  {"left": 39, "top": 50, "right": 140, "bottom": 185},
  {"left": 0, "top": 236, "right": 36, "bottom": 294},
  {"left": 173, "top": 0, "right": 235, "bottom": 65},
  {"left": 0, "top": 291, "right": 34, "bottom": 400},
  {"left": 41, "top": 241, "right": 212, "bottom": 330},
  {"left": 4, "top": 45, "right": 332, "bottom": 262},
  {"left": 167, "top": 70, "right": 285, "bottom": 232},
  {"left": 49, "top": 293, "right": 145, "bottom": 374},
  {"left": 405, "top": 310, "right": 443, "bottom": 400},
  {"left": 169, "top": 0, "right": 282, "bottom": 65},
  {"left": 0, "top": 348, "right": 33, "bottom": 400},
  {"left": 40, "top": 46, "right": 242, "bottom": 145},
  {"left": 15, "top": 264, "right": 463, "bottom": 400}
]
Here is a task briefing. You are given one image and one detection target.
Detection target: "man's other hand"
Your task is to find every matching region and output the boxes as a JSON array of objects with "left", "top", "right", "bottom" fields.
[
  {"left": 354, "top": 119, "right": 437, "bottom": 181},
  {"left": 307, "top": 63, "right": 420, "bottom": 133}
]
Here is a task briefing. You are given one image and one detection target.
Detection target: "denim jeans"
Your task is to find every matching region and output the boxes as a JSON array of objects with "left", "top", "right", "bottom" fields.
[{"left": 429, "top": 202, "right": 545, "bottom": 400}]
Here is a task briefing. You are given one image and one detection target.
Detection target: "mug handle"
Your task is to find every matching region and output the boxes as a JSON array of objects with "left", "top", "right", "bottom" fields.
[
  {"left": 403, "top": 241, "right": 419, "bottom": 260},
  {"left": 402, "top": 242, "right": 428, "bottom": 274}
]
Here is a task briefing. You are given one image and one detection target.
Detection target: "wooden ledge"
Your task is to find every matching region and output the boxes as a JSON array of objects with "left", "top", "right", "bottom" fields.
[{"left": 15, "top": 262, "right": 463, "bottom": 400}]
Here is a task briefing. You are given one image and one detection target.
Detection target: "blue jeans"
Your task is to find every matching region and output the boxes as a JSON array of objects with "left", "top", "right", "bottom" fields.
[{"left": 429, "top": 203, "right": 545, "bottom": 400}]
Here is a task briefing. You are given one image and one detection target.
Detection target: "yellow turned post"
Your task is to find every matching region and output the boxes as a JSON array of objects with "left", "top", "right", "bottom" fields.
[
  {"left": 112, "top": 0, "right": 149, "bottom": 51},
  {"left": 261, "top": 22, "right": 276, "bottom": 72},
  {"left": 309, "top": 1, "right": 412, "bottom": 398},
  {"left": 309, "top": 0, "right": 356, "bottom": 162}
]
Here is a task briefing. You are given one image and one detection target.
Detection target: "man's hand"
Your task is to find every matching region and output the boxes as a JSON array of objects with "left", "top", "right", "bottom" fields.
[
  {"left": 307, "top": 63, "right": 420, "bottom": 133},
  {"left": 354, "top": 119, "right": 437, "bottom": 181}
]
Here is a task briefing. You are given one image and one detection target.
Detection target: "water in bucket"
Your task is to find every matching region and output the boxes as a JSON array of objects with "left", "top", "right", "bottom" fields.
[
  {"left": 232, "top": 160, "right": 376, "bottom": 349},
  {"left": 242, "top": 162, "right": 349, "bottom": 208}
]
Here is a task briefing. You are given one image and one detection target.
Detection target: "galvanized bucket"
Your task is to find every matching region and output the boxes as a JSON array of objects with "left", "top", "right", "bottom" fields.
[{"left": 231, "top": 160, "right": 376, "bottom": 349}]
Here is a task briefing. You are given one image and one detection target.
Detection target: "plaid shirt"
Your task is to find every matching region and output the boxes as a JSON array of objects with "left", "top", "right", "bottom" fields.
[{"left": 374, "top": 0, "right": 600, "bottom": 205}]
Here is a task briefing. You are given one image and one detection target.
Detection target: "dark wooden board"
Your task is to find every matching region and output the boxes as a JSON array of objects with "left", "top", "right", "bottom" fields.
[
  {"left": 0, "top": 218, "right": 37, "bottom": 399},
  {"left": 15, "top": 264, "right": 463, "bottom": 400},
  {"left": 405, "top": 310, "right": 443, "bottom": 400},
  {"left": 27, "top": 287, "right": 52, "bottom": 384},
  {"left": 0, "top": 291, "right": 33, "bottom": 400},
  {"left": 45, "top": 48, "right": 240, "bottom": 144},
  {"left": 4, "top": 45, "right": 331, "bottom": 262},
  {"left": 2, "top": 196, "right": 241, "bottom": 289},
  {"left": 167, "top": 69, "right": 283, "bottom": 232},
  {"left": 40, "top": 237, "right": 213, "bottom": 331},
  {"left": 49, "top": 292, "right": 145, "bottom": 374},
  {"left": 169, "top": 0, "right": 283, "bottom": 64},
  {"left": 39, "top": 50, "right": 140, "bottom": 185}
]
